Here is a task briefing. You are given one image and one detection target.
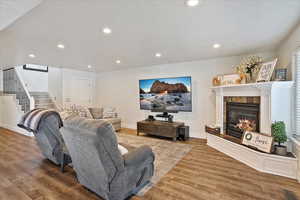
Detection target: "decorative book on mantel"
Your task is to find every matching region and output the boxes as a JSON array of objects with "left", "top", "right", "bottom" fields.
[{"left": 212, "top": 56, "right": 286, "bottom": 87}]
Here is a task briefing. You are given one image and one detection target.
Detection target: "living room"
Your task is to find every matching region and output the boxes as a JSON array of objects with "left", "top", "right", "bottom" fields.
[{"left": 1, "top": 0, "right": 300, "bottom": 199}]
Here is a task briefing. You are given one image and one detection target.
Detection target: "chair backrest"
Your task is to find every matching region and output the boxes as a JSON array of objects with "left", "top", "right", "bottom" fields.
[
  {"left": 61, "top": 116, "right": 124, "bottom": 199},
  {"left": 35, "top": 114, "right": 65, "bottom": 165}
]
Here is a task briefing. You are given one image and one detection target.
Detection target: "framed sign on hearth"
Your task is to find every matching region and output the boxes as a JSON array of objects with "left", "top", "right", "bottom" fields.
[{"left": 242, "top": 131, "right": 273, "bottom": 153}]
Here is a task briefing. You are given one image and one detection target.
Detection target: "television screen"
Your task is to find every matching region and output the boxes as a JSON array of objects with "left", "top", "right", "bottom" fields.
[{"left": 139, "top": 76, "right": 192, "bottom": 112}]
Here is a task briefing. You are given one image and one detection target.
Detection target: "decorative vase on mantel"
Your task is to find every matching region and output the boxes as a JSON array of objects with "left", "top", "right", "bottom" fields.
[
  {"left": 246, "top": 73, "right": 254, "bottom": 83},
  {"left": 235, "top": 55, "right": 263, "bottom": 84}
]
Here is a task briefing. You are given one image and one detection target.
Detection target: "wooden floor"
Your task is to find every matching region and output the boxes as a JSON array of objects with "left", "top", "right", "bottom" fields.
[{"left": 0, "top": 128, "right": 299, "bottom": 200}]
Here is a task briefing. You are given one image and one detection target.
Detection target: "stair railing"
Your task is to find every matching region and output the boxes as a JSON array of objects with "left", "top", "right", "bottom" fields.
[{"left": 3, "top": 68, "right": 35, "bottom": 112}]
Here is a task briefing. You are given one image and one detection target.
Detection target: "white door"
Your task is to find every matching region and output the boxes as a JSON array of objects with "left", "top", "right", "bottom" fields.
[{"left": 71, "top": 78, "right": 93, "bottom": 107}]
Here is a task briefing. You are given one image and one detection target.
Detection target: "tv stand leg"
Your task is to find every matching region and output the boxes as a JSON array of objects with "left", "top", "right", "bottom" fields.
[{"left": 172, "top": 137, "right": 176, "bottom": 142}]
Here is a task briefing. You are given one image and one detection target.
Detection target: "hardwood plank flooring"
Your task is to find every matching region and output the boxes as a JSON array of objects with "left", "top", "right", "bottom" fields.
[{"left": 0, "top": 127, "right": 299, "bottom": 200}]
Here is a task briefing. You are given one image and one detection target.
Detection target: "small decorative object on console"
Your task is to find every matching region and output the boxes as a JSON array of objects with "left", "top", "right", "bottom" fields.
[
  {"left": 146, "top": 115, "right": 155, "bottom": 121},
  {"left": 205, "top": 125, "right": 221, "bottom": 135},
  {"left": 256, "top": 58, "right": 278, "bottom": 82},
  {"left": 242, "top": 131, "right": 273, "bottom": 153},
  {"left": 155, "top": 112, "right": 174, "bottom": 123},
  {"left": 274, "top": 68, "right": 287, "bottom": 81},
  {"left": 212, "top": 76, "right": 221, "bottom": 86}
]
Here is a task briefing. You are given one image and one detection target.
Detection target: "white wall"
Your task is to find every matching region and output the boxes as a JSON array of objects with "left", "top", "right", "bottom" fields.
[
  {"left": 15, "top": 66, "right": 49, "bottom": 92},
  {"left": 48, "top": 67, "right": 97, "bottom": 108},
  {"left": 278, "top": 22, "right": 300, "bottom": 80},
  {"left": 96, "top": 52, "right": 275, "bottom": 138},
  {"left": 0, "top": 70, "right": 3, "bottom": 91},
  {"left": 0, "top": 66, "right": 96, "bottom": 136},
  {"left": 0, "top": 95, "right": 32, "bottom": 136},
  {"left": 62, "top": 68, "right": 97, "bottom": 107},
  {"left": 48, "top": 67, "right": 63, "bottom": 106}
]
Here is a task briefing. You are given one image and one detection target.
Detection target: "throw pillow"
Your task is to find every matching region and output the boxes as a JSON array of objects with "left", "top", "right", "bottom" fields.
[
  {"left": 103, "top": 107, "right": 117, "bottom": 119},
  {"left": 59, "top": 111, "right": 75, "bottom": 121},
  {"left": 89, "top": 108, "right": 104, "bottom": 119}
]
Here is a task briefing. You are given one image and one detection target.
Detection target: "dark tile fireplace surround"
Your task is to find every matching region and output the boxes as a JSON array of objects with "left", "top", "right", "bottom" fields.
[{"left": 224, "top": 97, "right": 260, "bottom": 139}]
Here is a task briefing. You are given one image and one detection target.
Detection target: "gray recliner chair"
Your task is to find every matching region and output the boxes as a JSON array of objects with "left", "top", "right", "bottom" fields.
[
  {"left": 31, "top": 114, "right": 71, "bottom": 171},
  {"left": 61, "top": 116, "right": 155, "bottom": 200}
]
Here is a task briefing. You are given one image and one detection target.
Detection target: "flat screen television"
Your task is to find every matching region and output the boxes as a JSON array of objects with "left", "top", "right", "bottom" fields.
[{"left": 139, "top": 76, "right": 192, "bottom": 112}]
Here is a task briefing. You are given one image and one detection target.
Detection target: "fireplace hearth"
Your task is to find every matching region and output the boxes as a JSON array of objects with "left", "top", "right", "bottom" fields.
[{"left": 226, "top": 102, "right": 260, "bottom": 139}]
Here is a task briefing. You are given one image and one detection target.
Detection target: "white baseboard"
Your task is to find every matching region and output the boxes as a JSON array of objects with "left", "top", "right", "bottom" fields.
[{"left": 1, "top": 124, "right": 33, "bottom": 137}]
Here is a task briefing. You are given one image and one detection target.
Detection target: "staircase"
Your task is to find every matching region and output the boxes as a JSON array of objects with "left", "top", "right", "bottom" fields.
[
  {"left": 3, "top": 68, "right": 34, "bottom": 112},
  {"left": 3, "top": 68, "right": 57, "bottom": 112},
  {"left": 30, "top": 92, "right": 57, "bottom": 109}
]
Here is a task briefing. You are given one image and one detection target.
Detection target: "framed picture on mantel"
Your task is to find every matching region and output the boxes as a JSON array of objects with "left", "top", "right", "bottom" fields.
[{"left": 256, "top": 58, "right": 277, "bottom": 82}]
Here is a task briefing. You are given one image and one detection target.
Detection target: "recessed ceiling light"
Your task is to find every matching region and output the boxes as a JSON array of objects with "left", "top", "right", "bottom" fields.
[
  {"left": 116, "top": 60, "right": 121, "bottom": 64},
  {"left": 155, "top": 53, "right": 162, "bottom": 58},
  {"left": 213, "top": 43, "right": 221, "bottom": 49},
  {"left": 87, "top": 65, "right": 92, "bottom": 69},
  {"left": 102, "top": 27, "right": 112, "bottom": 34},
  {"left": 185, "top": 0, "right": 200, "bottom": 7},
  {"left": 57, "top": 44, "right": 65, "bottom": 49},
  {"left": 28, "top": 54, "right": 36, "bottom": 58}
]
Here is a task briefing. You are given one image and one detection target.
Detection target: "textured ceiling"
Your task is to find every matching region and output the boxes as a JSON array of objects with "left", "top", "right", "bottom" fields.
[
  {"left": 0, "top": 0, "right": 42, "bottom": 30},
  {"left": 0, "top": 0, "right": 300, "bottom": 72}
]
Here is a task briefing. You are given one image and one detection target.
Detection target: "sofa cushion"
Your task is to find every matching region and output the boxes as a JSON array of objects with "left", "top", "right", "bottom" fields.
[
  {"left": 89, "top": 108, "right": 103, "bottom": 119},
  {"left": 103, "top": 118, "right": 121, "bottom": 125}
]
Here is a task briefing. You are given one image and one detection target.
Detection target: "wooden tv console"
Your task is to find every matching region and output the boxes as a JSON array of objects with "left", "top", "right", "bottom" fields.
[{"left": 137, "top": 120, "right": 185, "bottom": 141}]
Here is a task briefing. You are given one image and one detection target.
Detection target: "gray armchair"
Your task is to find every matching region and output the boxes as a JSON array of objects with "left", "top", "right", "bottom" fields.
[
  {"left": 61, "top": 116, "right": 155, "bottom": 200},
  {"left": 32, "top": 114, "right": 71, "bottom": 171}
]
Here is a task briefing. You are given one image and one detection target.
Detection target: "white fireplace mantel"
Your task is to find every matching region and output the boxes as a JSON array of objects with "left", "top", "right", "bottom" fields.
[
  {"left": 212, "top": 81, "right": 294, "bottom": 136},
  {"left": 209, "top": 81, "right": 299, "bottom": 180}
]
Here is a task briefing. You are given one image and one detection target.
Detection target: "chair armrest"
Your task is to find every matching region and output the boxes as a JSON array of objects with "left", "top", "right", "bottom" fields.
[{"left": 123, "top": 145, "right": 155, "bottom": 167}]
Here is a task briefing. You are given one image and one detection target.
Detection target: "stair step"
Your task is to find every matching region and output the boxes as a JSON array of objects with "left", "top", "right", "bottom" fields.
[
  {"left": 35, "top": 103, "right": 55, "bottom": 106},
  {"left": 30, "top": 92, "right": 57, "bottom": 110},
  {"left": 34, "top": 99, "right": 52, "bottom": 104},
  {"left": 30, "top": 92, "right": 49, "bottom": 95},
  {"left": 35, "top": 105, "right": 56, "bottom": 109},
  {"left": 31, "top": 95, "right": 50, "bottom": 99}
]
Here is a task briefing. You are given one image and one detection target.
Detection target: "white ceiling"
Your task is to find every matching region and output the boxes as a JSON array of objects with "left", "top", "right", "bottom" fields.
[
  {"left": 1, "top": 0, "right": 300, "bottom": 72},
  {"left": 0, "top": 0, "right": 42, "bottom": 30}
]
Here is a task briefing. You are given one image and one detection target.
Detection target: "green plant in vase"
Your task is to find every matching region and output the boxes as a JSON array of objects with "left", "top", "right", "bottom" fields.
[
  {"left": 236, "top": 56, "right": 263, "bottom": 83},
  {"left": 271, "top": 121, "right": 288, "bottom": 156}
]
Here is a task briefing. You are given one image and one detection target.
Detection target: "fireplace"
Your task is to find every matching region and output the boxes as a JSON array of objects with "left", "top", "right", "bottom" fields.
[{"left": 226, "top": 102, "right": 260, "bottom": 139}]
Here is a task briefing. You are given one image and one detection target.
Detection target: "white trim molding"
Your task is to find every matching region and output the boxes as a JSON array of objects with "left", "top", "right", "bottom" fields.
[
  {"left": 212, "top": 81, "right": 294, "bottom": 136},
  {"left": 291, "top": 136, "right": 300, "bottom": 182},
  {"left": 210, "top": 81, "right": 298, "bottom": 179},
  {"left": 208, "top": 134, "right": 298, "bottom": 179}
]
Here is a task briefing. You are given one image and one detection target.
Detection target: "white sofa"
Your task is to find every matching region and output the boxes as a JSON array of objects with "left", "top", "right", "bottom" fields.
[{"left": 59, "top": 106, "right": 122, "bottom": 131}]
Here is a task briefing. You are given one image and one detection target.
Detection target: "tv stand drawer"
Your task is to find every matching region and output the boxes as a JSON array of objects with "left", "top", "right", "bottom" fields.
[
  {"left": 137, "top": 120, "right": 184, "bottom": 141},
  {"left": 137, "top": 123, "right": 157, "bottom": 134}
]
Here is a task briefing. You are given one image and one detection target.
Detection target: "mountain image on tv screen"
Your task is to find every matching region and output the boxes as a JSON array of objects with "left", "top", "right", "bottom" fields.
[{"left": 139, "top": 76, "right": 192, "bottom": 112}]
